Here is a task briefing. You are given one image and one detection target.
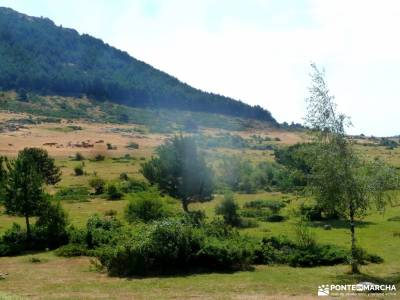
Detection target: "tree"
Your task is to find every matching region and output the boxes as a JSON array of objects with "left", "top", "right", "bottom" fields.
[
  {"left": 305, "top": 63, "right": 398, "bottom": 273},
  {"left": 89, "top": 177, "right": 105, "bottom": 195},
  {"left": 18, "top": 148, "right": 61, "bottom": 185},
  {"left": 4, "top": 155, "right": 48, "bottom": 240},
  {"left": 0, "top": 156, "right": 9, "bottom": 202},
  {"left": 215, "top": 192, "right": 241, "bottom": 227},
  {"left": 141, "top": 135, "right": 213, "bottom": 212}
]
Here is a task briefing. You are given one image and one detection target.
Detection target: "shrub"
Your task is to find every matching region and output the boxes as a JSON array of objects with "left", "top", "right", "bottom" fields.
[
  {"left": 74, "top": 152, "right": 85, "bottom": 161},
  {"left": 55, "top": 244, "right": 88, "bottom": 257},
  {"left": 34, "top": 201, "right": 69, "bottom": 248},
  {"left": 265, "top": 215, "right": 285, "bottom": 222},
  {"left": 118, "top": 178, "right": 148, "bottom": 193},
  {"left": 106, "top": 184, "right": 123, "bottom": 200},
  {"left": 295, "top": 220, "right": 316, "bottom": 249},
  {"left": 244, "top": 200, "right": 285, "bottom": 214},
  {"left": 180, "top": 210, "right": 206, "bottom": 227},
  {"left": 54, "top": 186, "right": 89, "bottom": 202},
  {"left": 86, "top": 214, "right": 123, "bottom": 249},
  {"left": 89, "top": 177, "right": 106, "bottom": 195},
  {"left": 240, "top": 209, "right": 270, "bottom": 219},
  {"left": 119, "top": 172, "right": 129, "bottom": 181},
  {"left": 353, "top": 247, "right": 384, "bottom": 265},
  {"left": 74, "top": 164, "right": 84, "bottom": 176},
  {"left": 196, "top": 237, "right": 253, "bottom": 271},
  {"left": 215, "top": 192, "right": 241, "bottom": 227},
  {"left": 94, "top": 154, "right": 105, "bottom": 161},
  {"left": 0, "top": 223, "right": 27, "bottom": 256},
  {"left": 125, "top": 191, "right": 170, "bottom": 223},
  {"left": 0, "top": 202, "right": 69, "bottom": 255},
  {"left": 94, "top": 220, "right": 253, "bottom": 276},
  {"left": 126, "top": 142, "right": 139, "bottom": 149},
  {"left": 253, "top": 236, "right": 380, "bottom": 267},
  {"left": 104, "top": 209, "right": 117, "bottom": 217}
]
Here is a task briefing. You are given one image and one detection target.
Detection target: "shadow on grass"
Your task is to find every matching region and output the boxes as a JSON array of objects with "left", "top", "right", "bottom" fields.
[
  {"left": 109, "top": 266, "right": 256, "bottom": 280},
  {"left": 310, "top": 219, "right": 375, "bottom": 229}
]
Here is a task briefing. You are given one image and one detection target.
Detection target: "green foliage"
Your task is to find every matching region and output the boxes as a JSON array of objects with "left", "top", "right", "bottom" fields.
[
  {"left": 74, "top": 164, "right": 84, "bottom": 176},
  {"left": 33, "top": 201, "right": 69, "bottom": 248},
  {"left": 86, "top": 214, "right": 123, "bottom": 249},
  {"left": 17, "top": 148, "right": 61, "bottom": 185},
  {"left": 254, "top": 236, "right": 348, "bottom": 267},
  {"left": 54, "top": 186, "right": 90, "bottom": 202},
  {"left": 55, "top": 244, "right": 88, "bottom": 257},
  {"left": 89, "top": 177, "right": 105, "bottom": 195},
  {"left": 0, "top": 202, "right": 69, "bottom": 255},
  {"left": 215, "top": 192, "right": 241, "bottom": 227},
  {"left": 4, "top": 153, "right": 48, "bottom": 238},
  {"left": 265, "top": 215, "right": 285, "bottom": 222},
  {"left": 244, "top": 200, "right": 285, "bottom": 214},
  {"left": 93, "top": 154, "right": 105, "bottom": 162},
  {"left": 125, "top": 190, "right": 171, "bottom": 223},
  {"left": 118, "top": 178, "right": 148, "bottom": 193},
  {"left": 106, "top": 184, "right": 123, "bottom": 200},
  {"left": 74, "top": 152, "right": 85, "bottom": 161},
  {"left": 216, "top": 156, "right": 297, "bottom": 193},
  {"left": 0, "top": 7, "right": 277, "bottom": 124},
  {"left": 95, "top": 220, "right": 253, "bottom": 276},
  {"left": 0, "top": 223, "right": 27, "bottom": 256},
  {"left": 141, "top": 136, "right": 213, "bottom": 211}
]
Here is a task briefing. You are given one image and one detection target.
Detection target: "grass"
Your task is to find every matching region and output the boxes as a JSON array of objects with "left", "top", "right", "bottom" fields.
[
  {"left": 0, "top": 190, "right": 399, "bottom": 299},
  {"left": 0, "top": 114, "right": 399, "bottom": 299}
]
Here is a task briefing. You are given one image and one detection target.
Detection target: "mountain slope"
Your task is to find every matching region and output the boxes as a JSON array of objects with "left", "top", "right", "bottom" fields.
[{"left": 0, "top": 7, "right": 277, "bottom": 124}]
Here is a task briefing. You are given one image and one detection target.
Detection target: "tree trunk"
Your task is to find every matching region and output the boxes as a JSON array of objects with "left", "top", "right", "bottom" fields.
[
  {"left": 182, "top": 198, "right": 189, "bottom": 213},
  {"left": 25, "top": 215, "right": 31, "bottom": 241},
  {"left": 349, "top": 204, "right": 359, "bottom": 274}
]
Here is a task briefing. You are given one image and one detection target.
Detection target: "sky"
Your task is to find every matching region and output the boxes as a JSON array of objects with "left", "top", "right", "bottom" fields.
[{"left": 0, "top": 0, "right": 398, "bottom": 136}]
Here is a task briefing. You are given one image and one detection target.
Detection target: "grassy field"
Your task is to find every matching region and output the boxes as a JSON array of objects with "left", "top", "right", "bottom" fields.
[{"left": 0, "top": 117, "right": 399, "bottom": 299}]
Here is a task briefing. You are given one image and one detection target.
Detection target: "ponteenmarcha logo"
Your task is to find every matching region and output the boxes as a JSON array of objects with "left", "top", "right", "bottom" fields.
[
  {"left": 317, "top": 285, "right": 330, "bottom": 296},
  {"left": 318, "top": 283, "right": 397, "bottom": 296}
]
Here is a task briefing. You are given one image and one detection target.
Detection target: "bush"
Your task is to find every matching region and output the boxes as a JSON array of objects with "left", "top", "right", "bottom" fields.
[
  {"left": 94, "top": 220, "right": 253, "bottom": 276},
  {"left": 126, "top": 142, "right": 139, "bottom": 149},
  {"left": 118, "top": 178, "right": 148, "bottom": 193},
  {"left": 94, "top": 154, "right": 105, "bottom": 161},
  {"left": 244, "top": 200, "right": 285, "bottom": 214},
  {"left": 55, "top": 244, "right": 88, "bottom": 257},
  {"left": 265, "top": 215, "right": 285, "bottom": 222},
  {"left": 0, "top": 202, "right": 69, "bottom": 255},
  {"left": 353, "top": 247, "right": 384, "bottom": 265},
  {"left": 89, "top": 177, "right": 106, "bottom": 195},
  {"left": 74, "top": 164, "right": 84, "bottom": 176},
  {"left": 34, "top": 201, "right": 69, "bottom": 248},
  {"left": 54, "top": 186, "right": 89, "bottom": 202},
  {"left": 74, "top": 152, "right": 85, "bottom": 161},
  {"left": 119, "top": 172, "right": 129, "bottom": 181},
  {"left": 86, "top": 214, "right": 123, "bottom": 249},
  {"left": 125, "top": 191, "right": 170, "bottom": 223},
  {"left": 0, "top": 223, "right": 27, "bottom": 256},
  {"left": 104, "top": 209, "right": 117, "bottom": 217},
  {"left": 196, "top": 237, "right": 253, "bottom": 271},
  {"left": 180, "top": 210, "right": 206, "bottom": 227},
  {"left": 215, "top": 192, "right": 241, "bottom": 227},
  {"left": 254, "top": 235, "right": 351, "bottom": 267},
  {"left": 106, "top": 184, "right": 123, "bottom": 200}
]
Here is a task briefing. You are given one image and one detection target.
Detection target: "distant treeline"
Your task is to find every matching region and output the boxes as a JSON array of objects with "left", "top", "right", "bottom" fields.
[{"left": 0, "top": 7, "right": 277, "bottom": 124}]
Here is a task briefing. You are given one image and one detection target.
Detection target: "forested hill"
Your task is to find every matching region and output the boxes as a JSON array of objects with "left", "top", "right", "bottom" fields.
[{"left": 0, "top": 7, "right": 277, "bottom": 124}]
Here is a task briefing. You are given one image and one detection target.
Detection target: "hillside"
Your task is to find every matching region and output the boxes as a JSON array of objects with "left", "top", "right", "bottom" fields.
[{"left": 0, "top": 7, "right": 277, "bottom": 124}]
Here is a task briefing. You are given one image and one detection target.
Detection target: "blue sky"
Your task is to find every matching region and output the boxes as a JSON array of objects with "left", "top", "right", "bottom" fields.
[{"left": 1, "top": 0, "right": 398, "bottom": 136}]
